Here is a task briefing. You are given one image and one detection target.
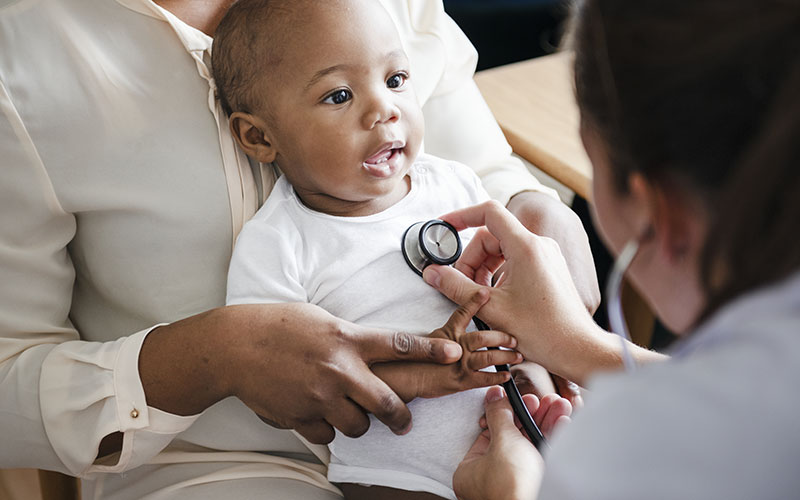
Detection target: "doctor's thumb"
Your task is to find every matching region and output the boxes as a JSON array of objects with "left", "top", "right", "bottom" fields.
[
  {"left": 483, "top": 386, "right": 522, "bottom": 439},
  {"left": 423, "top": 264, "right": 482, "bottom": 306}
]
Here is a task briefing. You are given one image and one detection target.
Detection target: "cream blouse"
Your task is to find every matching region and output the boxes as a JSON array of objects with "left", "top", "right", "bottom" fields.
[{"left": 0, "top": 0, "right": 555, "bottom": 493}]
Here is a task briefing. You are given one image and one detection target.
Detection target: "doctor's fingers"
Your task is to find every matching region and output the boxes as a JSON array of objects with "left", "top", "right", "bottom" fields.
[
  {"left": 529, "top": 393, "right": 572, "bottom": 438},
  {"left": 482, "top": 386, "right": 528, "bottom": 443},
  {"left": 423, "top": 264, "right": 486, "bottom": 310},
  {"left": 440, "top": 200, "right": 531, "bottom": 244},
  {"left": 453, "top": 227, "right": 505, "bottom": 285}
]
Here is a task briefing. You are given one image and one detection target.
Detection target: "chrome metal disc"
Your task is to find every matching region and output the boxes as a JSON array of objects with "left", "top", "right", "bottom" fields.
[{"left": 401, "top": 220, "right": 462, "bottom": 276}]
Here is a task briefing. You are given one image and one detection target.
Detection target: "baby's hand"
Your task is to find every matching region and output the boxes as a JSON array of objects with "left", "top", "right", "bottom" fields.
[{"left": 372, "top": 290, "right": 520, "bottom": 401}]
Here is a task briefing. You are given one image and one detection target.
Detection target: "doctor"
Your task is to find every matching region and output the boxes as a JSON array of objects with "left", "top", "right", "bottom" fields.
[{"left": 423, "top": 0, "right": 800, "bottom": 498}]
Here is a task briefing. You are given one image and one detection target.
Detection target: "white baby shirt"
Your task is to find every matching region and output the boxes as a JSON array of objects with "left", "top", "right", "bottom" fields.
[{"left": 226, "top": 154, "right": 490, "bottom": 499}]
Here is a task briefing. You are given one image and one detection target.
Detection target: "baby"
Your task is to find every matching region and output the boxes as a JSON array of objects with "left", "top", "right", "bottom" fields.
[{"left": 214, "top": 0, "right": 530, "bottom": 498}]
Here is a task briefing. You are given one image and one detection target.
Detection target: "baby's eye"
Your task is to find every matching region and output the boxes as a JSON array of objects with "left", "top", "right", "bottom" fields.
[
  {"left": 323, "top": 89, "right": 352, "bottom": 105},
  {"left": 386, "top": 73, "right": 408, "bottom": 89}
]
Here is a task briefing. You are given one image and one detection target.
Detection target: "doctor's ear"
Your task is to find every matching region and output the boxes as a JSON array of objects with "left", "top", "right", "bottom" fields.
[
  {"left": 628, "top": 172, "right": 705, "bottom": 264},
  {"left": 229, "top": 112, "right": 277, "bottom": 163}
]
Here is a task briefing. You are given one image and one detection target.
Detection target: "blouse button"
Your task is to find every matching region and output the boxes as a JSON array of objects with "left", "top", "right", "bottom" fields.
[{"left": 130, "top": 408, "right": 139, "bottom": 419}]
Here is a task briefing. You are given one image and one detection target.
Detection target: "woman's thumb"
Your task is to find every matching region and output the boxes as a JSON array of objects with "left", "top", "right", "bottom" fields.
[
  {"left": 423, "top": 264, "right": 482, "bottom": 306},
  {"left": 483, "top": 386, "right": 522, "bottom": 440}
]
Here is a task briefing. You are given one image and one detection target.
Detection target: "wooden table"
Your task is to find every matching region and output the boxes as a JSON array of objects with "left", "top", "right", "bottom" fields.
[
  {"left": 474, "top": 51, "right": 593, "bottom": 201},
  {"left": 476, "top": 52, "right": 657, "bottom": 348}
]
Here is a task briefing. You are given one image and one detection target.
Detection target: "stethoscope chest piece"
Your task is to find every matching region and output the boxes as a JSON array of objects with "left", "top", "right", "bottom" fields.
[{"left": 402, "top": 220, "right": 462, "bottom": 276}]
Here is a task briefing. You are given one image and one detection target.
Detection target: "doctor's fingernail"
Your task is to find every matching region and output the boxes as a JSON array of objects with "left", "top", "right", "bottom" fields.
[
  {"left": 485, "top": 386, "right": 504, "bottom": 403},
  {"left": 423, "top": 268, "right": 441, "bottom": 288}
]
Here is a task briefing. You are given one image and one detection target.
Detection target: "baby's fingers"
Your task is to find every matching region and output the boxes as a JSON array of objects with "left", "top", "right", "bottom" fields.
[
  {"left": 458, "top": 370, "right": 511, "bottom": 393},
  {"left": 465, "top": 349, "right": 522, "bottom": 371},
  {"left": 461, "top": 329, "right": 517, "bottom": 351}
]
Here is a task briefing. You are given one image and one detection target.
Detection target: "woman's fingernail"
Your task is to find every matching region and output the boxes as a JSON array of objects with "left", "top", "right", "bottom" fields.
[
  {"left": 444, "top": 343, "right": 462, "bottom": 359},
  {"left": 424, "top": 268, "right": 441, "bottom": 288},
  {"left": 486, "top": 386, "right": 504, "bottom": 403}
]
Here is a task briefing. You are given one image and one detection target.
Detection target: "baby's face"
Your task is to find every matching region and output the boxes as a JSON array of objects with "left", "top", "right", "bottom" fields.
[{"left": 258, "top": 0, "right": 424, "bottom": 216}]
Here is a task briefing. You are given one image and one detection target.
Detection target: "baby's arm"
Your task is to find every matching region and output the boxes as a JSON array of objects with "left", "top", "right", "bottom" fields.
[{"left": 372, "top": 293, "right": 519, "bottom": 401}]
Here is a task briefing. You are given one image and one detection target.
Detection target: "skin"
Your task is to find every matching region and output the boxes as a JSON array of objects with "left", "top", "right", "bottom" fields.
[{"left": 426, "top": 121, "right": 712, "bottom": 498}]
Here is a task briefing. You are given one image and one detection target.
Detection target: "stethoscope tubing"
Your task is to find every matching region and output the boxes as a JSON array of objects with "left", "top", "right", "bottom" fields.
[{"left": 473, "top": 316, "right": 549, "bottom": 451}]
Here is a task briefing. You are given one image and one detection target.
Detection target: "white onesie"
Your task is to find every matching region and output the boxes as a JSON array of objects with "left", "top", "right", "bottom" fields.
[{"left": 226, "top": 154, "right": 490, "bottom": 499}]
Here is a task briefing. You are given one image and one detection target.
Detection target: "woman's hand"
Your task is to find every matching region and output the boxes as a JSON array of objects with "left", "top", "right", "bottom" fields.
[
  {"left": 453, "top": 386, "right": 571, "bottom": 500},
  {"left": 372, "top": 290, "right": 519, "bottom": 401},
  {"left": 137, "top": 302, "right": 465, "bottom": 446},
  {"left": 422, "top": 200, "right": 606, "bottom": 384},
  {"left": 506, "top": 191, "right": 600, "bottom": 314}
]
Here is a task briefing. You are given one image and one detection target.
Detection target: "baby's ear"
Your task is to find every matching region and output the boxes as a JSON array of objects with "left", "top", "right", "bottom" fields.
[{"left": 229, "top": 112, "right": 277, "bottom": 163}]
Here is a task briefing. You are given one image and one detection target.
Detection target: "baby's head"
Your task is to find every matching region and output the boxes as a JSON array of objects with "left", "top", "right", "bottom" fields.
[{"left": 213, "top": 0, "right": 424, "bottom": 216}]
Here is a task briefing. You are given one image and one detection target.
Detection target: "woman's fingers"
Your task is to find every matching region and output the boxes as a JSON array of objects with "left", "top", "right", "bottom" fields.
[
  {"left": 453, "top": 227, "right": 505, "bottom": 283},
  {"left": 482, "top": 386, "right": 525, "bottom": 442},
  {"left": 355, "top": 326, "right": 462, "bottom": 365},
  {"left": 423, "top": 264, "right": 486, "bottom": 308},
  {"left": 440, "top": 200, "right": 530, "bottom": 245},
  {"left": 324, "top": 398, "right": 373, "bottom": 438},
  {"left": 294, "top": 420, "right": 336, "bottom": 445},
  {"left": 343, "top": 364, "right": 417, "bottom": 435}
]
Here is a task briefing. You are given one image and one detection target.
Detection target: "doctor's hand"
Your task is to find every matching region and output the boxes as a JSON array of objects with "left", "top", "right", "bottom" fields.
[
  {"left": 454, "top": 386, "right": 569, "bottom": 500},
  {"left": 507, "top": 191, "right": 600, "bottom": 314},
  {"left": 423, "top": 201, "right": 604, "bottom": 386},
  {"left": 372, "top": 289, "right": 519, "bottom": 401}
]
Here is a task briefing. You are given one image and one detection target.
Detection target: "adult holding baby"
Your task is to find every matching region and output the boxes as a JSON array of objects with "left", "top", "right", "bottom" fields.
[
  {"left": 420, "top": 0, "right": 800, "bottom": 498},
  {"left": 0, "top": 0, "right": 596, "bottom": 498}
]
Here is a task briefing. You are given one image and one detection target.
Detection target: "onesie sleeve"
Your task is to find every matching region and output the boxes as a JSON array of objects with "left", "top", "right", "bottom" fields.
[
  {"left": 0, "top": 81, "right": 200, "bottom": 477},
  {"left": 226, "top": 214, "right": 307, "bottom": 306},
  {"left": 393, "top": 0, "right": 560, "bottom": 205}
]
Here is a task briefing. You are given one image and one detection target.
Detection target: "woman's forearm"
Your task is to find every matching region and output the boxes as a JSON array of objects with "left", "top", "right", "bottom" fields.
[
  {"left": 529, "top": 321, "right": 667, "bottom": 387},
  {"left": 138, "top": 308, "right": 233, "bottom": 416}
]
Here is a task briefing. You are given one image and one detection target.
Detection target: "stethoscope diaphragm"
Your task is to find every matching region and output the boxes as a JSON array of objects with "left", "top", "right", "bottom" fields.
[{"left": 401, "top": 220, "right": 462, "bottom": 276}]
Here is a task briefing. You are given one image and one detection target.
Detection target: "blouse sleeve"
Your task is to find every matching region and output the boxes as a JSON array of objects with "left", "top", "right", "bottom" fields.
[
  {"left": 0, "top": 80, "right": 200, "bottom": 478},
  {"left": 390, "top": 0, "right": 560, "bottom": 206}
]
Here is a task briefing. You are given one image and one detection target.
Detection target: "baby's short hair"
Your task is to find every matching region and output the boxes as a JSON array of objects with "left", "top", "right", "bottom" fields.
[{"left": 212, "top": 0, "right": 296, "bottom": 116}]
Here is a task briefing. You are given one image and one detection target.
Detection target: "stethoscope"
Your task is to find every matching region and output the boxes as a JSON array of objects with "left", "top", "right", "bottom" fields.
[{"left": 402, "top": 220, "right": 549, "bottom": 451}]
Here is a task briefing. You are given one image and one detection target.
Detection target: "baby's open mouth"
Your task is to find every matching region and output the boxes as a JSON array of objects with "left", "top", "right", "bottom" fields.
[{"left": 363, "top": 141, "right": 404, "bottom": 177}]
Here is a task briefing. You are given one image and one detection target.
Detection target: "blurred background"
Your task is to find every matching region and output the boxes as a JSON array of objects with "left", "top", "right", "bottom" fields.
[{"left": 443, "top": 0, "right": 568, "bottom": 70}]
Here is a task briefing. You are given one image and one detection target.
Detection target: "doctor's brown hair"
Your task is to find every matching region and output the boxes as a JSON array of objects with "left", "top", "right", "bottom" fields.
[{"left": 570, "top": 0, "right": 800, "bottom": 317}]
